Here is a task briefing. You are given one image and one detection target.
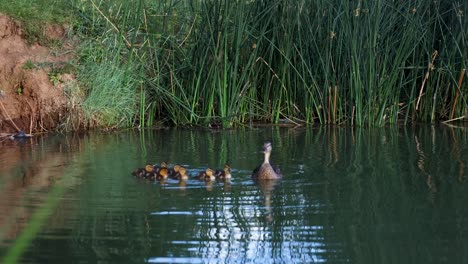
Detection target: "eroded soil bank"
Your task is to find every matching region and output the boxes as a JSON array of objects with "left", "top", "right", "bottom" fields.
[{"left": 0, "top": 14, "right": 78, "bottom": 134}]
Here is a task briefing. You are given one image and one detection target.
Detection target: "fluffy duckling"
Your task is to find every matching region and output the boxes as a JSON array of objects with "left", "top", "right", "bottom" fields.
[
  {"left": 215, "top": 163, "right": 232, "bottom": 180},
  {"left": 170, "top": 164, "right": 190, "bottom": 180},
  {"left": 144, "top": 164, "right": 156, "bottom": 179},
  {"left": 252, "top": 142, "right": 282, "bottom": 180},
  {"left": 197, "top": 168, "right": 216, "bottom": 181},
  {"left": 169, "top": 164, "right": 182, "bottom": 179},
  {"left": 153, "top": 161, "right": 168, "bottom": 173},
  {"left": 154, "top": 166, "right": 170, "bottom": 181},
  {"left": 177, "top": 166, "right": 189, "bottom": 181},
  {"left": 132, "top": 164, "right": 154, "bottom": 178}
]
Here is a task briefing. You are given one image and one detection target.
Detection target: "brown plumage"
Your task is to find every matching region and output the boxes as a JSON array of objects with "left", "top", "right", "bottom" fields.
[
  {"left": 154, "top": 166, "right": 170, "bottom": 181},
  {"left": 171, "top": 164, "right": 190, "bottom": 180},
  {"left": 197, "top": 168, "right": 216, "bottom": 181},
  {"left": 177, "top": 167, "right": 189, "bottom": 180},
  {"left": 132, "top": 164, "right": 155, "bottom": 178},
  {"left": 215, "top": 163, "right": 232, "bottom": 180},
  {"left": 169, "top": 164, "right": 182, "bottom": 179},
  {"left": 252, "top": 142, "right": 282, "bottom": 180},
  {"left": 153, "top": 161, "right": 168, "bottom": 174}
]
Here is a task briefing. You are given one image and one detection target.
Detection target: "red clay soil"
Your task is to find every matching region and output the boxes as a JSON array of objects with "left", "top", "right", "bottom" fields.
[{"left": 0, "top": 14, "right": 76, "bottom": 134}]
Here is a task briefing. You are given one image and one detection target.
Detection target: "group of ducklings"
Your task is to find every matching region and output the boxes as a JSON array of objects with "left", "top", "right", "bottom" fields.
[
  {"left": 132, "top": 161, "right": 232, "bottom": 182},
  {"left": 132, "top": 141, "right": 282, "bottom": 182}
]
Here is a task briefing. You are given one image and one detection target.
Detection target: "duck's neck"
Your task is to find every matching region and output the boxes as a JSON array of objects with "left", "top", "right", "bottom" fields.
[{"left": 263, "top": 151, "right": 271, "bottom": 164}]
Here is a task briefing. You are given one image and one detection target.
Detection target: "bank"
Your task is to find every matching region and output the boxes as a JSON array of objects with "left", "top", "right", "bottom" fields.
[{"left": 0, "top": 1, "right": 467, "bottom": 135}]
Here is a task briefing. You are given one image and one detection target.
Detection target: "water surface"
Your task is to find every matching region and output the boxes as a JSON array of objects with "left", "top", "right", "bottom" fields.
[{"left": 0, "top": 126, "right": 467, "bottom": 263}]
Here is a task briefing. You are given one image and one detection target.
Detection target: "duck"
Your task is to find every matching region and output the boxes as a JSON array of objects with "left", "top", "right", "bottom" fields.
[
  {"left": 154, "top": 166, "right": 170, "bottom": 181},
  {"left": 177, "top": 166, "right": 189, "bottom": 180},
  {"left": 153, "top": 161, "right": 168, "bottom": 174},
  {"left": 169, "top": 164, "right": 181, "bottom": 179},
  {"left": 252, "top": 142, "right": 282, "bottom": 180},
  {"left": 215, "top": 163, "right": 232, "bottom": 180},
  {"left": 143, "top": 164, "right": 156, "bottom": 179},
  {"left": 197, "top": 168, "right": 216, "bottom": 181},
  {"left": 171, "top": 164, "right": 189, "bottom": 180},
  {"left": 132, "top": 164, "right": 154, "bottom": 178}
]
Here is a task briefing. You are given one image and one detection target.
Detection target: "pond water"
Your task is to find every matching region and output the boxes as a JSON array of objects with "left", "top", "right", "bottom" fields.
[{"left": 0, "top": 126, "right": 467, "bottom": 263}]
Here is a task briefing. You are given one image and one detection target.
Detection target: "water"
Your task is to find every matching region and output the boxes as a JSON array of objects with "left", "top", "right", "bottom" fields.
[{"left": 0, "top": 126, "right": 467, "bottom": 263}]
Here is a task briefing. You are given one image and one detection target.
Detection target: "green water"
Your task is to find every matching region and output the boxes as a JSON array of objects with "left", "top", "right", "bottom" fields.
[{"left": 0, "top": 126, "right": 467, "bottom": 263}]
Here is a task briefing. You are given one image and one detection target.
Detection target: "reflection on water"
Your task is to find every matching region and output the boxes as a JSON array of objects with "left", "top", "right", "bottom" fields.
[{"left": 0, "top": 126, "right": 467, "bottom": 263}]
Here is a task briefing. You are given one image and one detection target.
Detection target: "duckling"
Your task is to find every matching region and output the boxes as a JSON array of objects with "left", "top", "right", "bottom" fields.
[
  {"left": 197, "top": 168, "right": 216, "bottom": 181},
  {"left": 169, "top": 164, "right": 182, "bottom": 179},
  {"left": 132, "top": 164, "right": 154, "bottom": 178},
  {"left": 153, "top": 161, "right": 168, "bottom": 174},
  {"left": 144, "top": 164, "right": 156, "bottom": 179},
  {"left": 154, "top": 166, "right": 170, "bottom": 181},
  {"left": 252, "top": 142, "right": 282, "bottom": 180},
  {"left": 177, "top": 166, "right": 189, "bottom": 181},
  {"left": 215, "top": 163, "right": 232, "bottom": 180}
]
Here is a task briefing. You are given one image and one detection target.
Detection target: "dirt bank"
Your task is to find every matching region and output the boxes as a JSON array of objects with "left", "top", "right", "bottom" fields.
[{"left": 0, "top": 14, "right": 78, "bottom": 134}]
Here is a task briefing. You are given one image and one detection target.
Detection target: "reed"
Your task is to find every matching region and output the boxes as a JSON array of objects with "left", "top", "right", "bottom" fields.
[{"left": 2, "top": 0, "right": 466, "bottom": 128}]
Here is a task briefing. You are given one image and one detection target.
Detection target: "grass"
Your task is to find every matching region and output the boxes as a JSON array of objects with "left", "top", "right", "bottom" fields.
[
  {"left": 0, "top": 0, "right": 466, "bottom": 128},
  {"left": 0, "top": 0, "right": 77, "bottom": 44},
  {"left": 78, "top": 60, "right": 141, "bottom": 128},
  {"left": 21, "top": 60, "right": 36, "bottom": 70}
]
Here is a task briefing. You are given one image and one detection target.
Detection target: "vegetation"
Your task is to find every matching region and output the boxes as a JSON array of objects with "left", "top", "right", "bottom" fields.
[
  {"left": 1, "top": 0, "right": 467, "bottom": 128},
  {"left": 0, "top": 0, "right": 75, "bottom": 44}
]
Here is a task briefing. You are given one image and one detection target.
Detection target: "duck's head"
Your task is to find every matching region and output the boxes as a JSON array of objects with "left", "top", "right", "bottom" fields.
[
  {"left": 145, "top": 164, "right": 154, "bottom": 173},
  {"left": 262, "top": 142, "right": 272, "bottom": 153},
  {"left": 160, "top": 161, "right": 168, "bottom": 168},
  {"left": 173, "top": 164, "right": 181, "bottom": 173}
]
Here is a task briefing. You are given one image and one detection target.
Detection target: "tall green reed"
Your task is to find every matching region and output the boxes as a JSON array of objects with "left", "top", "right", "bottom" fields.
[{"left": 71, "top": 0, "right": 467, "bottom": 128}]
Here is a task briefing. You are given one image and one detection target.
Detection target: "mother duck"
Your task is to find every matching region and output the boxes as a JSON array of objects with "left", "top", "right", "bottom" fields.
[{"left": 252, "top": 142, "right": 282, "bottom": 180}]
